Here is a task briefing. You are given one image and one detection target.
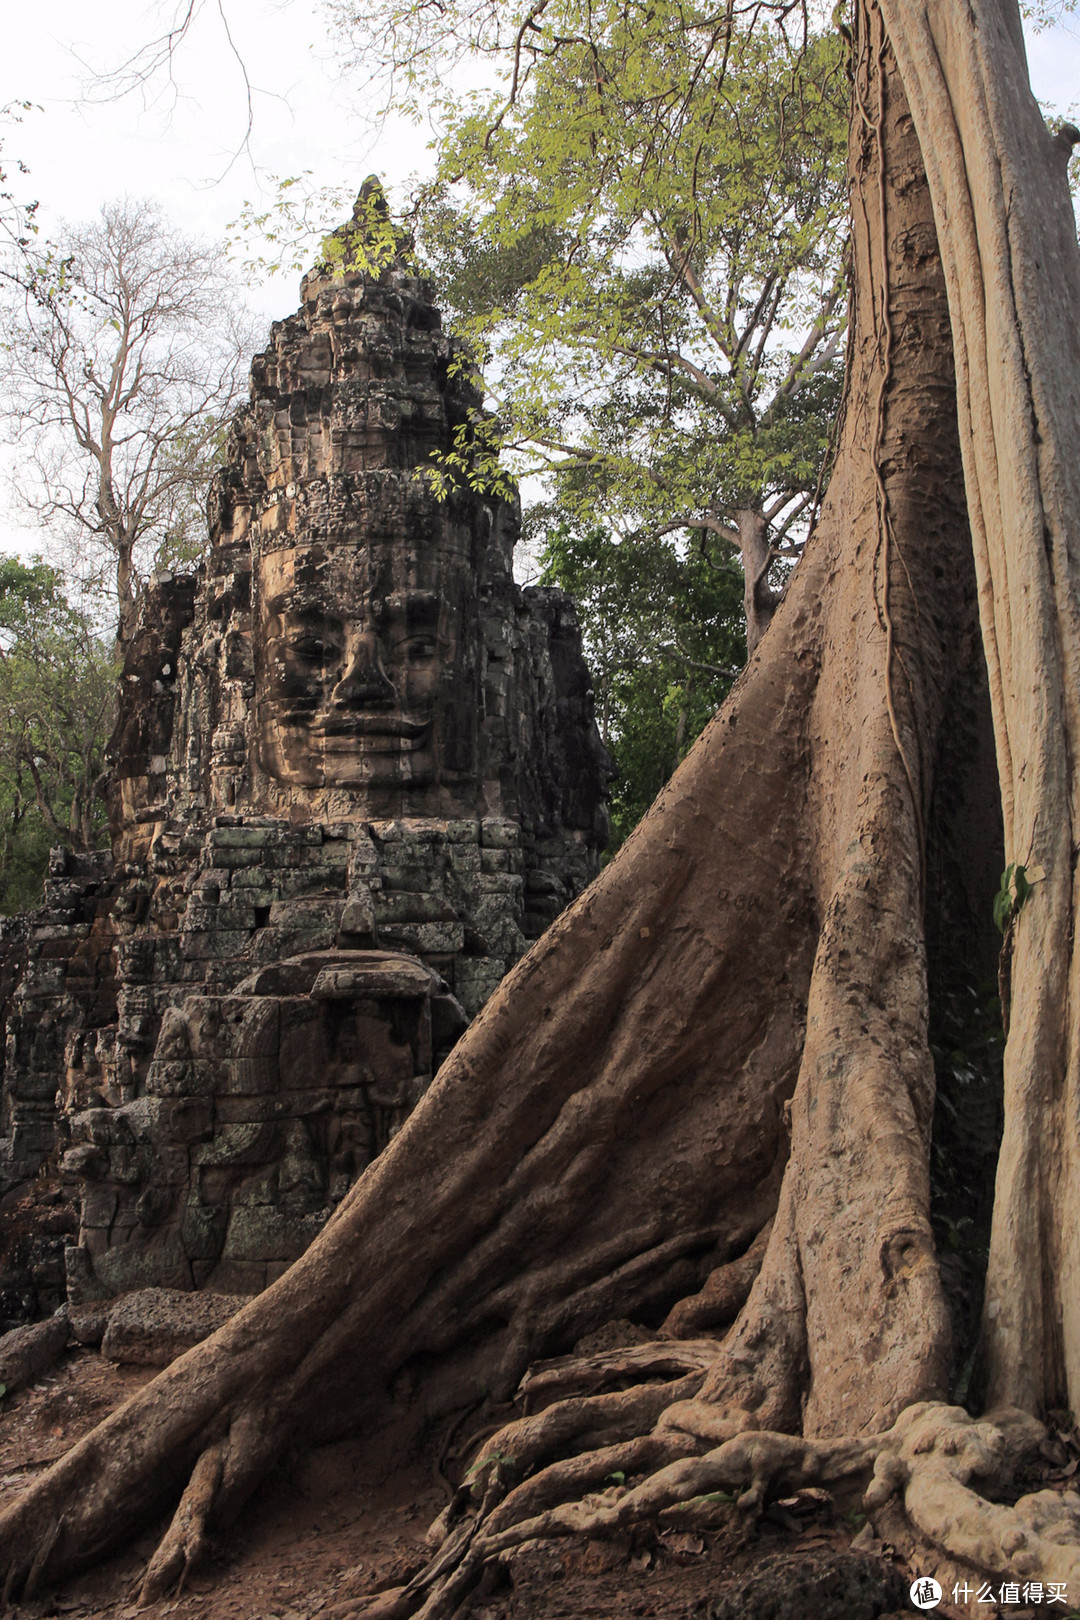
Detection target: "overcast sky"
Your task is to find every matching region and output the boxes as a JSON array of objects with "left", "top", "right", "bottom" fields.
[
  {"left": 1, "top": 1, "right": 1079, "bottom": 558},
  {"left": 2, "top": 0, "right": 434, "bottom": 321}
]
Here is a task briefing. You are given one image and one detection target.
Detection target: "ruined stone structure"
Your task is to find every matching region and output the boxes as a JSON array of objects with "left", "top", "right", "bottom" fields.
[{"left": 0, "top": 205, "right": 609, "bottom": 1321}]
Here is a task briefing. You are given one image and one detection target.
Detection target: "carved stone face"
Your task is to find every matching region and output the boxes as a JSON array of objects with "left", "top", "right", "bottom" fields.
[{"left": 254, "top": 541, "right": 470, "bottom": 795}]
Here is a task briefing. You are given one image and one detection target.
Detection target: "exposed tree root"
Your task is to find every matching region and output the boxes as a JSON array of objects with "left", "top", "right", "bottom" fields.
[
  {"left": 467, "top": 1370, "right": 706, "bottom": 1487},
  {"left": 660, "top": 1220, "right": 773, "bottom": 1338},
  {"left": 392, "top": 1402, "right": 1068, "bottom": 1620},
  {"left": 517, "top": 1339, "right": 719, "bottom": 1408},
  {"left": 138, "top": 1440, "right": 224, "bottom": 1604}
]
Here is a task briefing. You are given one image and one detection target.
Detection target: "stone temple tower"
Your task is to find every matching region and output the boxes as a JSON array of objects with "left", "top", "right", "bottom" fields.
[{"left": 0, "top": 197, "right": 609, "bottom": 1320}]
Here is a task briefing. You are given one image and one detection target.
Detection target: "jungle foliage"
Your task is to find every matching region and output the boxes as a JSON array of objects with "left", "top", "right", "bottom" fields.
[
  {"left": 537, "top": 517, "right": 745, "bottom": 847},
  {"left": 0, "top": 558, "right": 115, "bottom": 911},
  {"left": 404, "top": 11, "right": 849, "bottom": 551}
]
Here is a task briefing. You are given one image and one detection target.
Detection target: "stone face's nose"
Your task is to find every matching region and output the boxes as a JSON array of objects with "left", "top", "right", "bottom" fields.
[{"left": 331, "top": 629, "right": 396, "bottom": 709}]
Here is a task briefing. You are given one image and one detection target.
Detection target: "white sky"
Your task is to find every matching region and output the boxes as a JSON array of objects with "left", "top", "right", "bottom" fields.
[
  {"left": 1, "top": 2, "right": 1079, "bottom": 558},
  {"left": 1, "top": 0, "right": 434, "bottom": 321}
]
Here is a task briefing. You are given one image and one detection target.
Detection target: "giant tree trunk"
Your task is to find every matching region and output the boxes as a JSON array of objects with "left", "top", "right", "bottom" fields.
[
  {"left": 3, "top": 0, "right": 1080, "bottom": 1606},
  {"left": 880, "top": 0, "right": 1080, "bottom": 1423}
]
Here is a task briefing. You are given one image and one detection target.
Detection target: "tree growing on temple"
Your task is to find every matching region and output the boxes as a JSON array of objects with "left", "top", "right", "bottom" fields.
[
  {"left": 0, "top": 198, "right": 256, "bottom": 648},
  {"left": 5, "top": 0, "right": 1080, "bottom": 1611}
]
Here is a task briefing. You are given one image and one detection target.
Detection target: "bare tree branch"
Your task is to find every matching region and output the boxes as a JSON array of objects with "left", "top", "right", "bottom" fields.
[{"left": 0, "top": 198, "right": 258, "bottom": 647}]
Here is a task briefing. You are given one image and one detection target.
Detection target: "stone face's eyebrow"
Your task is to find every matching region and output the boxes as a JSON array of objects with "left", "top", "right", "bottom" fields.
[
  {"left": 383, "top": 590, "right": 440, "bottom": 627},
  {"left": 265, "top": 596, "right": 342, "bottom": 623}
]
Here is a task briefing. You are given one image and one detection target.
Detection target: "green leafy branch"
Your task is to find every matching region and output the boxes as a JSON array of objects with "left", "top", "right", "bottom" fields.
[
  {"left": 423, "top": 414, "right": 518, "bottom": 502},
  {"left": 993, "top": 862, "right": 1044, "bottom": 935}
]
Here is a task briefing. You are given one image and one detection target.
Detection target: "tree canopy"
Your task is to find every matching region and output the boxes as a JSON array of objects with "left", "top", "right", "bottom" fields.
[{"left": 411, "top": 11, "right": 847, "bottom": 609}]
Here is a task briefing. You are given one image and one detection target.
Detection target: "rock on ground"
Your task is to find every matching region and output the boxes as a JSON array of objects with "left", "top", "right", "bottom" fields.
[
  {"left": 100, "top": 1288, "right": 247, "bottom": 1366},
  {"left": 0, "top": 1310, "right": 69, "bottom": 1392}
]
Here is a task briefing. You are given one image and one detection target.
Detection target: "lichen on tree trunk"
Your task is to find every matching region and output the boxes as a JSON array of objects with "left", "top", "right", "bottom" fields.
[{"left": 2, "top": 0, "right": 1079, "bottom": 1609}]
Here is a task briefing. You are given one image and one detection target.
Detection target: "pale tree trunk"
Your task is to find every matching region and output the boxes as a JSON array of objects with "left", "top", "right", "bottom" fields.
[
  {"left": 735, "top": 505, "right": 775, "bottom": 656},
  {"left": 880, "top": 0, "right": 1080, "bottom": 1423},
  {"left": 691, "top": 4, "right": 960, "bottom": 1437},
  {"left": 3, "top": 0, "right": 1080, "bottom": 1608}
]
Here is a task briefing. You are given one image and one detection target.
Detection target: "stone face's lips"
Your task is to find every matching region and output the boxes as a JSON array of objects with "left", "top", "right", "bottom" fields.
[{"left": 303, "top": 713, "right": 430, "bottom": 744}]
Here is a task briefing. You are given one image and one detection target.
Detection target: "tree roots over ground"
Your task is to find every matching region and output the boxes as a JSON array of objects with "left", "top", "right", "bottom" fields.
[{"left": 5, "top": 2, "right": 1080, "bottom": 1614}]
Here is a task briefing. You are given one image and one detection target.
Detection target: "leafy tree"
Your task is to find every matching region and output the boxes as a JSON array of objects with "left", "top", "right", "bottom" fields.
[
  {"left": 369, "top": 6, "right": 848, "bottom": 651},
  {"left": 538, "top": 518, "right": 744, "bottom": 846},
  {"left": 0, "top": 558, "right": 115, "bottom": 911},
  {"left": 0, "top": 199, "right": 257, "bottom": 647},
  {"left": 230, "top": 6, "right": 847, "bottom": 652}
]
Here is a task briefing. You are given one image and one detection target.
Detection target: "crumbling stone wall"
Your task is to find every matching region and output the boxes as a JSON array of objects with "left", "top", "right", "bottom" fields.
[{"left": 0, "top": 213, "right": 609, "bottom": 1318}]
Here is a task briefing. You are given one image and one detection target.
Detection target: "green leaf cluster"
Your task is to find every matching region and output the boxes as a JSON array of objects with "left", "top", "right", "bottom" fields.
[
  {"left": 314, "top": 178, "right": 412, "bottom": 282},
  {"left": 0, "top": 558, "right": 116, "bottom": 912},
  {"left": 993, "top": 862, "right": 1033, "bottom": 935}
]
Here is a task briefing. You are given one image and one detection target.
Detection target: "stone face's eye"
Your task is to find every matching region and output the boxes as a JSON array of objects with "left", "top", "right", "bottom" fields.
[
  {"left": 290, "top": 636, "right": 331, "bottom": 662},
  {"left": 404, "top": 636, "right": 437, "bottom": 659}
]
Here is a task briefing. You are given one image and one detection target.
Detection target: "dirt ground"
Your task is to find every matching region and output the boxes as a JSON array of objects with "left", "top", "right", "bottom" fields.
[{"left": 0, "top": 1347, "right": 1068, "bottom": 1620}]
